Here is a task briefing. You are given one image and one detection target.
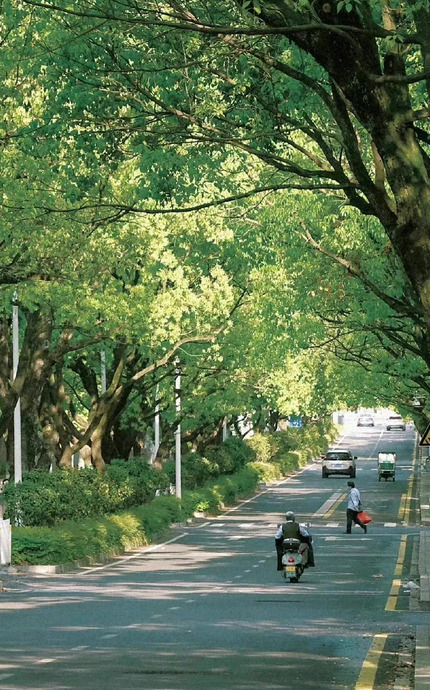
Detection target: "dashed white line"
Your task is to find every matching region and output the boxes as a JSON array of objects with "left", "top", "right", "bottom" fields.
[
  {"left": 35, "top": 659, "right": 56, "bottom": 665},
  {"left": 101, "top": 634, "right": 118, "bottom": 639}
]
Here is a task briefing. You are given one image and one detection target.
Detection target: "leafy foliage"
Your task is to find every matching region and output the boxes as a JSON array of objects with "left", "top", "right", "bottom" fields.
[{"left": 4, "top": 460, "right": 169, "bottom": 526}]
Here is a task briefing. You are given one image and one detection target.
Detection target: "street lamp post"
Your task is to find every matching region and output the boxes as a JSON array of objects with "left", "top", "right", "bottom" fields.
[
  {"left": 100, "top": 350, "right": 107, "bottom": 394},
  {"left": 152, "top": 384, "right": 160, "bottom": 464},
  {"left": 12, "top": 291, "right": 22, "bottom": 483},
  {"left": 174, "top": 360, "right": 181, "bottom": 499}
]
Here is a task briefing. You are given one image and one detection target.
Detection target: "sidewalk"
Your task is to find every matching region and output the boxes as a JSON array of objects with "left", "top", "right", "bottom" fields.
[{"left": 416, "top": 446, "right": 430, "bottom": 688}]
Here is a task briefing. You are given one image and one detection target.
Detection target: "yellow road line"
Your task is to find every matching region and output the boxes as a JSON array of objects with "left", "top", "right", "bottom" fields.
[
  {"left": 398, "top": 452, "right": 416, "bottom": 525},
  {"left": 325, "top": 493, "right": 346, "bottom": 519},
  {"left": 355, "top": 633, "right": 388, "bottom": 689},
  {"left": 385, "top": 534, "right": 408, "bottom": 610},
  {"left": 386, "top": 579, "right": 402, "bottom": 611},
  {"left": 394, "top": 534, "right": 407, "bottom": 576}
]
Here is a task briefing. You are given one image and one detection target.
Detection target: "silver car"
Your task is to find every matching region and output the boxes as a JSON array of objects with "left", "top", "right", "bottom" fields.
[{"left": 322, "top": 450, "right": 357, "bottom": 478}]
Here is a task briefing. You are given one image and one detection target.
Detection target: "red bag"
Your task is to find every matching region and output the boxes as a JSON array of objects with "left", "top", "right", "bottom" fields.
[{"left": 357, "top": 510, "right": 372, "bottom": 525}]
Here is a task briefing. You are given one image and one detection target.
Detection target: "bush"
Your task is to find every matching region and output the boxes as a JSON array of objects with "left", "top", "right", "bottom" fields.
[
  {"left": 246, "top": 433, "right": 274, "bottom": 463},
  {"left": 11, "top": 467, "right": 260, "bottom": 565},
  {"left": 4, "top": 460, "right": 170, "bottom": 527},
  {"left": 247, "top": 461, "right": 281, "bottom": 483},
  {"left": 163, "top": 437, "right": 255, "bottom": 490}
]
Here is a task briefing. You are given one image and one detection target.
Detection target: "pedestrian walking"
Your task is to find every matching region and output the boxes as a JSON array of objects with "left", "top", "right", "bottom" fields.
[{"left": 343, "top": 480, "right": 367, "bottom": 534}]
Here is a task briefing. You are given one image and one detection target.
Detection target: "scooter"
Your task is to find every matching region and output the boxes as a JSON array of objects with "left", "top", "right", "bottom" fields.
[{"left": 281, "top": 538, "right": 304, "bottom": 583}]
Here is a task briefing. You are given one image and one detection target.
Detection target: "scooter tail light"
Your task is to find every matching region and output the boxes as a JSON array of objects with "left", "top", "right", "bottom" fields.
[{"left": 288, "top": 557, "right": 295, "bottom": 563}]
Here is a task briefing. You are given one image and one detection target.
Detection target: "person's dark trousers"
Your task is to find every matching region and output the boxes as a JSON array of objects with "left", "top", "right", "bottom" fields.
[
  {"left": 275, "top": 537, "right": 284, "bottom": 571},
  {"left": 346, "top": 508, "right": 365, "bottom": 532}
]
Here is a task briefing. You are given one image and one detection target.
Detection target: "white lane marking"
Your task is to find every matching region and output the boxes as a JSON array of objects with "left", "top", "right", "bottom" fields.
[
  {"left": 234, "top": 575, "right": 242, "bottom": 579},
  {"left": 244, "top": 569, "right": 251, "bottom": 573},
  {"left": 35, "top": 659, "right": 56, "bottom": 665},
  {"left": 213, "top": 523, "right": 225, "bottom": 527},
  {"left": 313, "top": 491, "right": 343, "bottom": 517},
  {"left": 369, "top": 429, "right": 385, "bottom": 459},
  {"left": 169, "top": 607, "right": 181, "bottom": 611},
  {"left": 252, "top": 565, "right": 259, "bottom": 568},
  {"left": 229, "top": 536, "right": 248, "bottom": 540},
  {"left": 384, "top": 523, "right": 397, "bottom": 527},
  {"left": 326, "top": 522, "right": 340, "bottom": 527},
  {"left": 258, "top": 559, "right": 266, "bottom": 563},
  {"left": 71, "top": 646, "right": 89, "bottom": 651},
  {"left": 80, "top": 532, "right": 188, "bottom": 575},
  {"left": 186, "top": 599, "right": 194, "bottom": 603},
  {"left": 239, "top": 523, "right": 254, "bottom": 528},
  {"left": 101, "top": 634, "right": 118, "bottom": 639},
  {"left": 196, "top": 521, "right": 210, "bottom": 528}
]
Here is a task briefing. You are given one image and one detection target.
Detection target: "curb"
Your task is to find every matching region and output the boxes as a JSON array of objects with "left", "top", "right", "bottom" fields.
[
  {"left": 6, "top": 513, "right": 210, "bottom": 575},
  {"left": 419, "top": 530, "right": 430, "bottom": 604},
  {"left": 415, "top": 626, "right": 430, "bottom": 689}
]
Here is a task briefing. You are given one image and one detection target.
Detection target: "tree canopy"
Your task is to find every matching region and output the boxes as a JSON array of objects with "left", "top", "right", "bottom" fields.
[{"left": 1, "top": 0, "right": 430, "bottom": 472}]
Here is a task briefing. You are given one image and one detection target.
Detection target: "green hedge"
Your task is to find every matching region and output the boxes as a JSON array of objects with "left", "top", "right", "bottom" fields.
[
  {"left": 163, "top": 437, "right": 256, "bottom": 490},
  {"left": 11, "top": 466, "right": 260, "bottom": 565},
  {"left": 4, "top": 459, "right": 170, "bottom": 527}
]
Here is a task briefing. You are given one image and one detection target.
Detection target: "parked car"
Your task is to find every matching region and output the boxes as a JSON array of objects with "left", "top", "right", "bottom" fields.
[
  {"left": 321, "top": 450, "right": 357, "bottom": 478},
  {"left": 386, "top": 415, "right": 406, "bottom": 431},
  {"left": 357, "top": 414, "right": 374, "bottom": 427}
]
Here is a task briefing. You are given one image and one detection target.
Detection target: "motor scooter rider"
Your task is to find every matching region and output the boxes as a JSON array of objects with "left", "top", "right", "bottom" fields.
[{"left": 275, "top": 511, "right": 314, "bottom": 571}]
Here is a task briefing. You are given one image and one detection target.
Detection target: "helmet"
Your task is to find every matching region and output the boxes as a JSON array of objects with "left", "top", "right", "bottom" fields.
[{"left": 285, "top": 511, "right": 295, "bottom": 521}]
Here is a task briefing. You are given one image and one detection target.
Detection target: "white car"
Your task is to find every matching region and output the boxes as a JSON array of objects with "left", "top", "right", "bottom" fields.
[
  {"left": 321, "top": 450, "right": 357, "bottom": 478},
  {"left": 386, "top": 415, "right": 406, "bottom": 431}
]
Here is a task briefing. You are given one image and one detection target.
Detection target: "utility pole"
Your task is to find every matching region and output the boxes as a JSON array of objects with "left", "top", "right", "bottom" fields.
[
  {"left": 222, "top": 417, "right": 228, "bottom": 442},
  {"left": 174, "top": 360, "right": 181, "bottom": 499},
  {"left": 12, "top": 291, "right": 22, "bottom": 483},
  {"left": 100, "top": 350, "right": 107, "bottom": 394},
  {"left": 152, "top": 384, "right": 160, "bottom": 464}
]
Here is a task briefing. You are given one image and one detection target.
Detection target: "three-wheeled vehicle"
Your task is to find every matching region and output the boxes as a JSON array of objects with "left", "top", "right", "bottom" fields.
[{"left": 378, "top": 452, "right": 396, "bottom": 481}]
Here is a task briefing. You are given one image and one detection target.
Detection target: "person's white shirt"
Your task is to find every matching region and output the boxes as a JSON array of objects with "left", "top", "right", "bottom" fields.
[{"left": 347, "top": 487, "right": 361, "bottom": 511}]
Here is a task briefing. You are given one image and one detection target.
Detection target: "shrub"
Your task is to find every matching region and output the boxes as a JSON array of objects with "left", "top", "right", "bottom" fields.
[
  {"left": 247, "top": 461, "right": 281, "bottom": 483},
  {"left": 4, "top": 460, "right": 170, "bottom": 527},
  {"left": 164, "top": 437, "right": 255, "bottom": 490},
  {"left": 246, "top": 433, "right": 274, "bottom": 463},
  {"left": 11, "top": 467, "right": 260, "bottom": 565}
]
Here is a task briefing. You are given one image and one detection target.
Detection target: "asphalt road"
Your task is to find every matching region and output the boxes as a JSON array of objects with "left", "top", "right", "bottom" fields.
[{"left": 0, "top": 414, "right": 426, "bottom": 689}]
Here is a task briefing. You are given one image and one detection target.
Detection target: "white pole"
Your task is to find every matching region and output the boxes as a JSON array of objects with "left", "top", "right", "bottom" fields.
[
  {"left": 12, "top": 291, "right": 22, "bottom": 483},
  {"left": 222, "top": 417, "right": 228, "bottom": 442},
  {"left": 152, "top": 384, "right": 160, "bottom": 464},
  {"left": 100, "top": 350, "right": 106, "bottom": 394},
  {"left": 174, "top": 361, "right": 181, "bottom": 499}
]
